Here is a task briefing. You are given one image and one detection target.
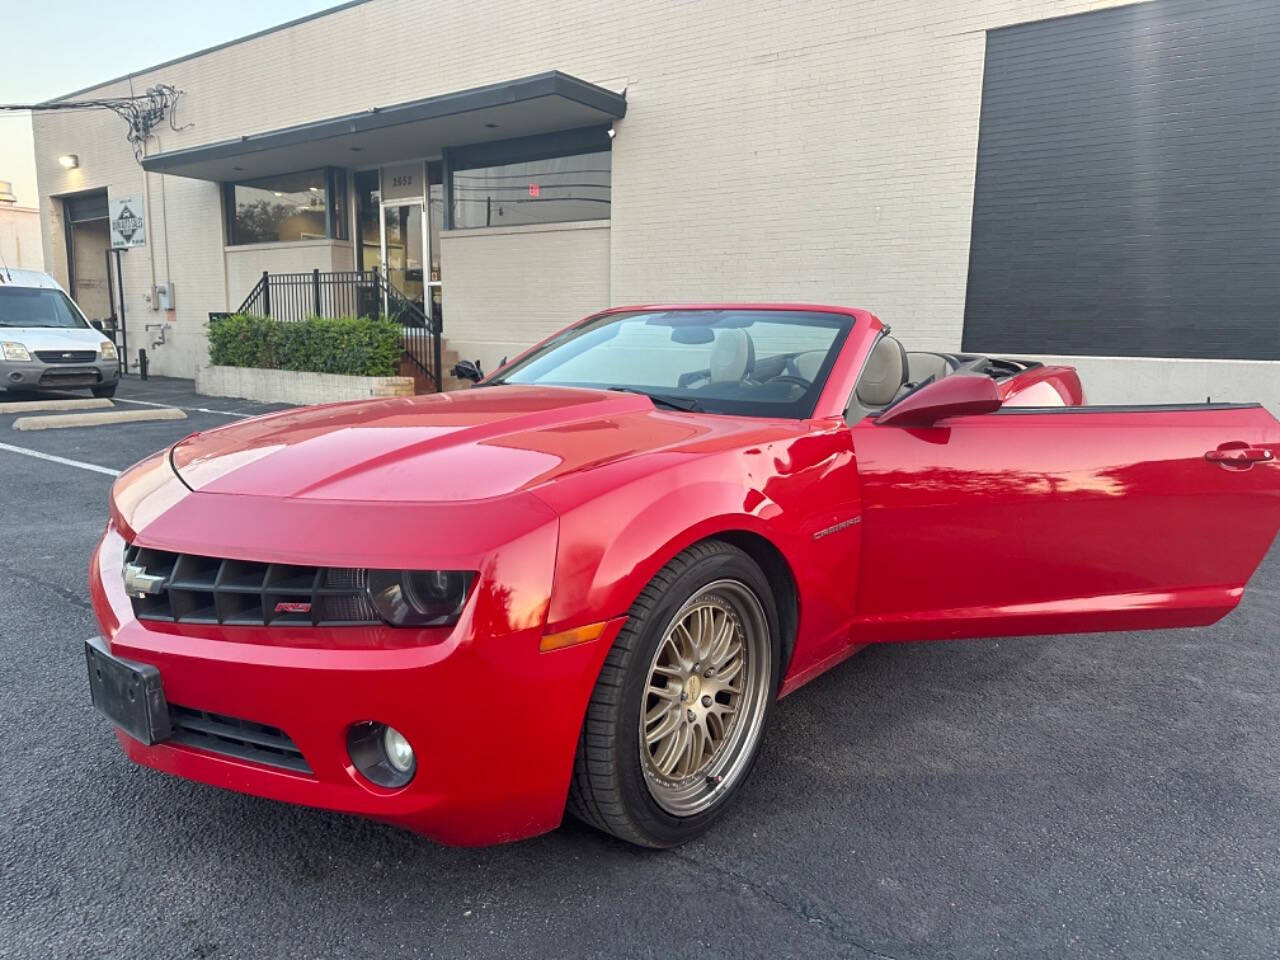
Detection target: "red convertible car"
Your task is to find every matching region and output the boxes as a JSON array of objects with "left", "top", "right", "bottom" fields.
[{"left": 86, "top": 304, "right": 1280, "bottom": 847}]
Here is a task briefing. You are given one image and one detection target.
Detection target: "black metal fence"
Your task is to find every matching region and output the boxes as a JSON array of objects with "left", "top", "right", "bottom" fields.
[{"left": 214, "top": 269, "right": 440, "bottom": 391}]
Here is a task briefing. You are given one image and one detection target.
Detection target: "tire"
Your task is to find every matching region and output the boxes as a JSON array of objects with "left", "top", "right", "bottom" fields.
[
  {"left": 91, "top": 384, "right": 117, "bottom": 398},
  {"left": 568, "top": 540, "right": 781, "bottom": 847}
]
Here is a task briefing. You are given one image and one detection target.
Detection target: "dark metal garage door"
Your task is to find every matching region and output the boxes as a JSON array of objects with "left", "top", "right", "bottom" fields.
[{"left": 962, "top": 0, "right": 1280, "bottom": 361}]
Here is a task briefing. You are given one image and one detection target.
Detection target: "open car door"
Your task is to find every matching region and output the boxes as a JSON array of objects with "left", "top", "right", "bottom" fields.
[{"left": 848, "top": 387, "right": 1280, "bottom": 643}]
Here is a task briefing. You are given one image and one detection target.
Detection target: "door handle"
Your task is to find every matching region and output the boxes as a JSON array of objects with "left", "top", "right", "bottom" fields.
[{"left": 1205, "top": 447, "right": 1274, "bottom": 463}]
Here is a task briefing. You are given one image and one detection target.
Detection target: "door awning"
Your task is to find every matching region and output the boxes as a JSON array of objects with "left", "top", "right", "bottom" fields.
[{"left": 140, "top": 71, "right": 626, "bottom": 182}]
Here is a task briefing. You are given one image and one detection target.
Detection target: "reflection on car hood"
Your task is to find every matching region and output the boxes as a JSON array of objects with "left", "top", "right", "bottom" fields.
[
  {"left": 169, "top": 384, "right": 782, "bottom": 503},
  {"left": 0, "top": 326, "right": 110, "bottom": 352}
]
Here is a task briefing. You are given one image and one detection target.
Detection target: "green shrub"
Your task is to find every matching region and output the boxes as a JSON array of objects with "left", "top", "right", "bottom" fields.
[{"left": 207, "top": 313, "right": 403, "bottom": 377}]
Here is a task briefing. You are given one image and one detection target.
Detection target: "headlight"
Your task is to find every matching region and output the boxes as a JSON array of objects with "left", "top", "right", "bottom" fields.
[
  {"left": 366, "top": 570, "right": 474, "bottom": 626},
  {"left": 100, "top": 341, "right": 118, "bottom": 361},
  {"left": 2, "top": 342, "right": 31, "bottom": 362}
]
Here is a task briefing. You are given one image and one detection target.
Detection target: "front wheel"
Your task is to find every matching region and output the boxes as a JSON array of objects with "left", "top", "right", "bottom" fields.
[
  {"left": 568, "top": 540, "right": 780, "bottom": 847},
  {"left": 91, "top": 384, "right": 117, "bottom": 398}
]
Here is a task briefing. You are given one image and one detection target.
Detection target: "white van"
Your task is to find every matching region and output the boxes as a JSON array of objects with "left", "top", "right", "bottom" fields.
[{"left": 0, "top": 268, "right": 121, "bottom": 398}]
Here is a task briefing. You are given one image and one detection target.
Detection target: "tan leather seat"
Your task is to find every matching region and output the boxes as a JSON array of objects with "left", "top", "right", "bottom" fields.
[
  {"left": 856, "top": 335, "right": 907, "bottom": 407},
  {"left": 792, "top": 350, "right": 826, "bottom": 382},
  {"left": 709, "top": 329, "right": 755, "bottom": 382},
  {"left": 906, "top": 351, "right": 951, "bottom": 386}
]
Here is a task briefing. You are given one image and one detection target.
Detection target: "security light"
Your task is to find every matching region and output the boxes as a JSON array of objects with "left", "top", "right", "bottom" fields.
[{"left": 58, "top": 154, "right": 80, "bottom": 169}]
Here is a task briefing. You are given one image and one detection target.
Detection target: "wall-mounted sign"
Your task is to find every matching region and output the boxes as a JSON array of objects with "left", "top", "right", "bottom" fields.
[
  {"left": 381, "top": 163, "right": 424, "bottom": 202},
  {"left": 109, "top": 195, "right": 146, "bottom": 249},
  {"left": 528, "top": 183, "right": 541, "bottom": 198}
]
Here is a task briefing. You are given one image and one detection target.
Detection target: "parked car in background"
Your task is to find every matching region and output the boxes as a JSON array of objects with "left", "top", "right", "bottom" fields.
[
  {"left": 0, "top": 268, "right": 120, "bottom": 398},
  {"left": 85, "top": 304, "right": 1280, "bottom": 848}
]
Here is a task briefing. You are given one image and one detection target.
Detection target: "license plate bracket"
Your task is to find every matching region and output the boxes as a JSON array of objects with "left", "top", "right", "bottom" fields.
[{"left": 84, "top": 636, "right": 171, "bottom": 745}]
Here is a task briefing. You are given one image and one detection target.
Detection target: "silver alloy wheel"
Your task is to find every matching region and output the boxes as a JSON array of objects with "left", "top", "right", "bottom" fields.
[{"left": 638, "top": 578, "right": 771, "bottom": 816}]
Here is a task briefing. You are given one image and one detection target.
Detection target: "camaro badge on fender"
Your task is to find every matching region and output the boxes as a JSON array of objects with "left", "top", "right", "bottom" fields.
[
  {"left": 813, "top": 516, "right": 861, "bottom": 540},
  {"left": 122, "top": 562, "right": 166, "bottom": 598}
]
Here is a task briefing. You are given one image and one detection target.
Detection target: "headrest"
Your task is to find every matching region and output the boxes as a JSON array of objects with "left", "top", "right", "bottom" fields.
[
  {"left": 709, "top": 329, "right": 755, "bottom": 382},
  {"left": 856, "top": 335, "right": 907, "bottom": 407}
]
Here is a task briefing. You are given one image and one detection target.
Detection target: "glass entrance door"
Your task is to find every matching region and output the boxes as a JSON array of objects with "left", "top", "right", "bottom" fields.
[{"left": 380, "top": 201, "right": 426, "bottom": 315}]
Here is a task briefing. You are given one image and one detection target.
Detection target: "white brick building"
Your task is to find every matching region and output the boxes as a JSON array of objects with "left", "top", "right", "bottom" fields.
[{"left": 30, "top": 0, "right": 1280, "bottom": 407}]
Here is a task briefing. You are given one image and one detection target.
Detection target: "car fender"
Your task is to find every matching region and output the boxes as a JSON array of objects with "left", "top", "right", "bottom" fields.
[{"left": 537, "top": 432, "right": 862, "bottom": 685}]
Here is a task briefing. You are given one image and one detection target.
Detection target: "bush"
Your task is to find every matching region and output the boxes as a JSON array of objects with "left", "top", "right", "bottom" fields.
[{"left": 207, "top": 313, "right": 403, "bottom": 377}]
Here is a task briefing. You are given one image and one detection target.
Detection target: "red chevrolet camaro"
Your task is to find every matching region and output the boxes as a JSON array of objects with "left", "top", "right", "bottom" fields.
[{"left": 86, "top": 304, "right": 1280, "bottom": 847}]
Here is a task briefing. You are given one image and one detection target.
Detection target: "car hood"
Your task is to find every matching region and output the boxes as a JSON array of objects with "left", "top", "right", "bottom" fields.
[
  {"left": 1, "top": 326, "right": 111, "bottom": 351},
  {"left": 170, "top": 384, "right": 781, "bottom": 503}
]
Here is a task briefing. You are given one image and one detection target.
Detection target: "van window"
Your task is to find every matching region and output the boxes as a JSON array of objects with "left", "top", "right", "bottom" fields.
[{"left": 0, "top": 287, "right": 90, "bottom": 329}]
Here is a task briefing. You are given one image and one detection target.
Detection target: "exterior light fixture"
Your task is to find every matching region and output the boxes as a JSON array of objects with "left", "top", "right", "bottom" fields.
[
  {"left": 58, "top": 154, "right": 80, "bottom": 170},
  {"left": 607, "top": 127, "right": 616, "bottom": 140}
]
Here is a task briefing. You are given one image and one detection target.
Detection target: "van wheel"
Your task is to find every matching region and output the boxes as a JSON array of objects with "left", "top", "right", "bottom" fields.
[
  {"left": 91, "top": 385, "right": 117, "bottom": 398},
  {"left": 568, "top": 540, "right": 780, "bottom": 847}
]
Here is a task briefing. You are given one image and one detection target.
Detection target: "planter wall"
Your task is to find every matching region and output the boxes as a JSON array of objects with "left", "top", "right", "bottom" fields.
[{"left": 196, "top": 364, "right": 415, "bottom": 406}]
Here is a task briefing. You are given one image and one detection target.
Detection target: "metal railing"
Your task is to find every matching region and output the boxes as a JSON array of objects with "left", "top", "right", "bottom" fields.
[{"left": 221, "top": 269, "right": 440, "bottom": 391}]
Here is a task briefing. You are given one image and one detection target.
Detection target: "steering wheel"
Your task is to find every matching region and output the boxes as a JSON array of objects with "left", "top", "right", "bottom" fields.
[{"left": 769, "top": 375, "right": 812, "bottom": 390}]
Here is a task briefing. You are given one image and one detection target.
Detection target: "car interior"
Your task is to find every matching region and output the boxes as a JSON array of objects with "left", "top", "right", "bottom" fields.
[
  {"left": 673, "top": 325, "right": 1042, "bottom": 421},
  {"left": 843, "top": 333, "right": 1044, "bottom": 424}
]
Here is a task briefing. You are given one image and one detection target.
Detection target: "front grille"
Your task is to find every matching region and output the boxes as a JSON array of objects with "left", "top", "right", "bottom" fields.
[
  {"left": 124, "top": 544, "right": 381, "bottom": 626},
  {"left": 35, "top": 349, "right": 99, "bottom": 364},
  {"left": 39, "top": 370, "right": 101, "bottom": 386},
  {"left": 169, "top": 704, "right": 311, "bottom": 774}
]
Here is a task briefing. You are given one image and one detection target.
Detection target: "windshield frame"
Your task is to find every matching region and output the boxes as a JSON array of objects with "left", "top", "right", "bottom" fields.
[
  {"left": 0, "top": 285, "right": 93, "bottom": 330},
  {"left": 487, "top": 307, "right": 856, "bottom": 420}
]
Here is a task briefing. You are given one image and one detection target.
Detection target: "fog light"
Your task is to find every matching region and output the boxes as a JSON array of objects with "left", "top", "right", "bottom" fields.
[
  {"left": 346, "top": 721, "right": 416, "bottom": 788},
  {"left": 383, "top": 725, "right": 414, "bottom": 773}
]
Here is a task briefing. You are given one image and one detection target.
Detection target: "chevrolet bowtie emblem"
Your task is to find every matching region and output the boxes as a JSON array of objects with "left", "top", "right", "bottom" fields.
[{"left": 122, "top": 561, "right": 166, "bottom": 598}]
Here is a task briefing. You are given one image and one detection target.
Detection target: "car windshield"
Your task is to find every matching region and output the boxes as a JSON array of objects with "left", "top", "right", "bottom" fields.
[
  {"left": 0, "top": 287, "right": 90, "bottom": 329},
  {"left": 490, "top": 309, "right": 853, "bottom": 418}
]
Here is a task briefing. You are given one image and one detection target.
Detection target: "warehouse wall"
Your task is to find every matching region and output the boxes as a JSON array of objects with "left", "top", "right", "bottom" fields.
[
  {"left": 440, "top": 222, "right": 610, "bottom": 373},
  {"left": 33, "top": 102, "right": 224, "bottom": 378},
  {"left": 0, "top": 206, "right": 43, "bottom": 271}
]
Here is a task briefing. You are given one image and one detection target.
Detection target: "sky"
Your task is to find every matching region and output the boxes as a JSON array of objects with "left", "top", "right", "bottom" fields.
[{"left": 0, "top": 0, "right": 343, "bottom": 206}]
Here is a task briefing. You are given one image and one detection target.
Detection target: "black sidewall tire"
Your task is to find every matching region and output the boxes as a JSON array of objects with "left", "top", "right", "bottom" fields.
[{"left": 614, "top": 549, "right": 781, "bottom": 846}]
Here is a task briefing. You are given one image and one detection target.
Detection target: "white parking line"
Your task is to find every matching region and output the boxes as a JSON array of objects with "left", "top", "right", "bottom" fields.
[
  {"left": 0, "top": 441, "right": 120, "bottom": 476},
  {"left": 114, "top": 397, "right": 251, "bottom": 418}
]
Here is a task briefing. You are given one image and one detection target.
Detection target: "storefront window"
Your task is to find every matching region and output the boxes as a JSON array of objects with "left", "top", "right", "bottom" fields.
[
  {"left": 451, "top": 150, "right": 610, "bottom": 229},
  {"left": 223, "top": 168, "right": 347, "bottom": 245}
]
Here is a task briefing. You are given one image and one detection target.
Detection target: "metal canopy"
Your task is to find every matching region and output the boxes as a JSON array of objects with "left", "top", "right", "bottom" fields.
[{"left": 140, "top": 71, "right": 626, "bottom": 182}]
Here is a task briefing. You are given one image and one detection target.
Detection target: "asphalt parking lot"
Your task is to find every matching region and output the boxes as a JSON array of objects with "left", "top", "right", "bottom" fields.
[{"left": 1, "top": 376, "right": 1277, "bottom": 960}]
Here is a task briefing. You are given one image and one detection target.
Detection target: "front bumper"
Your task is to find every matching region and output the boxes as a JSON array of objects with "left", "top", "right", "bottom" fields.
[
  {"left": 89, "top": 523, "right": 622, "bottom": 846},
  {"left": 1, "top": 356, "right": 119, "bottom": 390}
]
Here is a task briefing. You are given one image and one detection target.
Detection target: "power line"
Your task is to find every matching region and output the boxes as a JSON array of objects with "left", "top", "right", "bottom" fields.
[{"left": 0, "top": 85, "right": 191, "bottom": 162}]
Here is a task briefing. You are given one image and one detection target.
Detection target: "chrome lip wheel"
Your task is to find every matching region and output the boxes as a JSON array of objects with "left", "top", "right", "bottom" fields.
[{"left": 639, "top": 579, "right": 771, "bottom": 817}]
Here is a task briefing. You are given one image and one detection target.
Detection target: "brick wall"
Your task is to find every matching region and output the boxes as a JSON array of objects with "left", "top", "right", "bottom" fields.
[
  {"left": 440, "top": 222, "right": 610, "bottom": 372},
  {"left": 32, "top": 0, "right": 1156, "bottom": 379}
]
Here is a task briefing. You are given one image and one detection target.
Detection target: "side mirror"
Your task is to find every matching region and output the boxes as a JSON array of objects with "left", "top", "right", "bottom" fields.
[
  {"left": 875, "top": 374, "right": 1002, "bottom": 427},
  {"left": 451, "top": 359, "right": 484, "bottom": 383},
  {"left": 90, "top": 320, "right": 104, "bottom": 331}
]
